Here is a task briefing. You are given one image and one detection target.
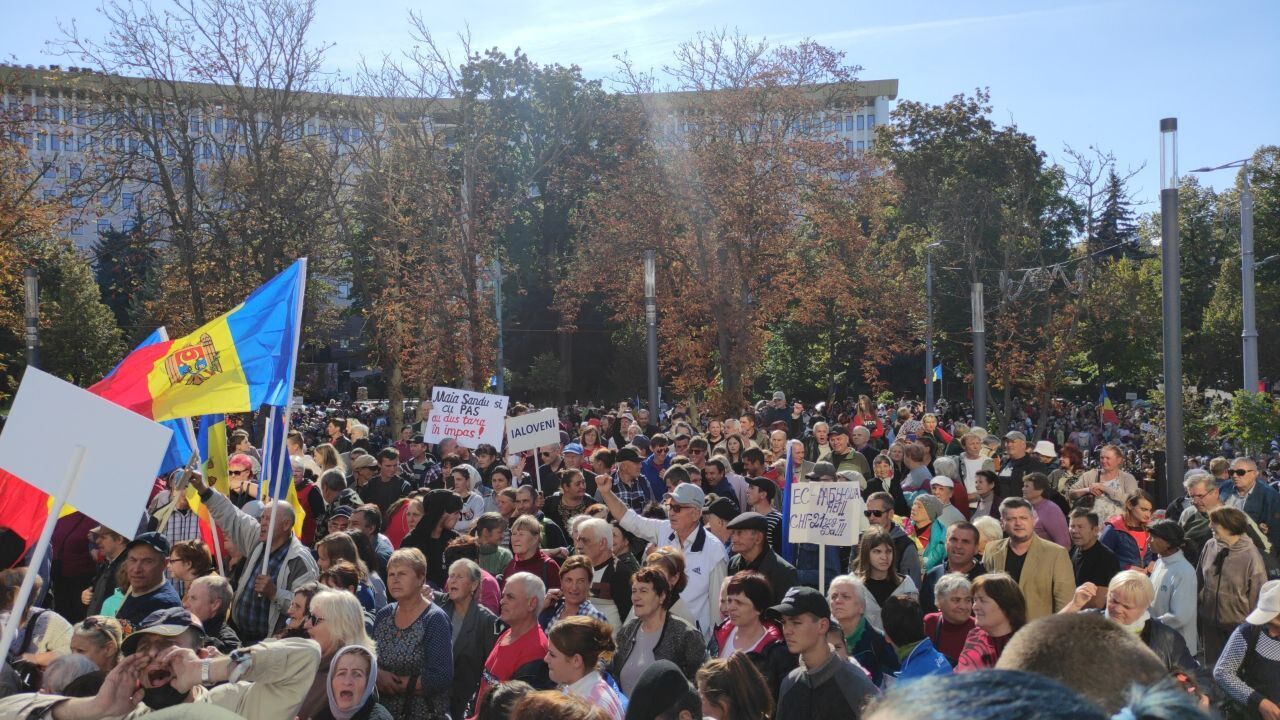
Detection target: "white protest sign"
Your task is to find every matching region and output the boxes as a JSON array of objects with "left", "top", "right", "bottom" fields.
[
  {"left": 505, "top": 408, "right": 560, "bottom": 454},
  {"left": 0, "top": 368, "right": 172, "bottom": 539},
  {"left": 422, "top": 386, "right": 508, "bottom": 449},
  {"left": 788, "top": 481, "right": 865, "bottom": 546}
]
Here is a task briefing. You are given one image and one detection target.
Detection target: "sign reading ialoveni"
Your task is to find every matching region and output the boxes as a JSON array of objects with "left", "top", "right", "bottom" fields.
[
  {"left": 788, "top": 481, "right": 865, "bottom": 546},
  {"left": 505, "top": 408, "right": 561, "bottom": 455},
  {"left": 423, "top": 386, "right": 508, "bottom": 449}
]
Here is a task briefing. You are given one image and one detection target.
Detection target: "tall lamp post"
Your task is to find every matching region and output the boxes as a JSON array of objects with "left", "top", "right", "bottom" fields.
[
  {"left": 971, "top": 282, "right": 986, "bottom": 428},
  {"left": 24, "top": 268, "right": 38, "bottom": 369},
  {"left": 1190, "top": 158, "right": 1256, "bottom": 394},
  {"left": 644, "top": 250, "right": 660, "bottom": 419},
  {"left": 491, "top": 258, "right": 504, "bottom": 395},
  {"left": 1160, "top": 118, "right": 1184, "bottom": 503},
  {"left": 924, "top": 242, "right": 941, "bottom": 413}
]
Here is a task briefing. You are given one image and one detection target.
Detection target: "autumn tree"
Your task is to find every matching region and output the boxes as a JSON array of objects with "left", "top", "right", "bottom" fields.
[
  {"left": 876, "top": 90, "right": 1081, "bottom": 433},
  {"left": 56, "top": 0, "right": 344, "bottom": 335},
  {"left": 564, "top": 31, "right": 896, "bottom": 413}
]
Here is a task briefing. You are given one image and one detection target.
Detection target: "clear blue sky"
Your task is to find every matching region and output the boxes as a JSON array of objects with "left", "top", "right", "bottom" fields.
[{"left": 3, "top": 0, "right": 1276, "bottom": 209}]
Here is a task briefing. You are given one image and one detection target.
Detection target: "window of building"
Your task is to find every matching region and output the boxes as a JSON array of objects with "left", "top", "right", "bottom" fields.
[
  {"left": 97, "top": 219, "right": 111, "bottom": 234},
  {"left": 71, "top": 223, "right": 82, "bottom": 236},
  {"left": 42, "top": 163, "right": 55, "bottom": 180},
  {"left": 856, "top": 140, "right": 865, "bottom": 151},
  {"left": 867, "top": 114, "right": 875, "bottom": 128},
  {"left": 123, "top": 218, "right": 136, "bottom": 232},
  {"left": 69, "top": 163, "right": 81, "bottom": 180},
  {"left": 50, "top": 134, "right": 60, "bottom": 152},
  {"left": 37, "top": 132, "right": 47, "bottom": 151},
  {"left": 122, "top": 192, "right": 134, "bottom": 209},
  {"left": 100, "top": 194, "right": 111, "bottom": 208},
  {"left": 856, "top": 115, "right": 865, "bottom": 131}
]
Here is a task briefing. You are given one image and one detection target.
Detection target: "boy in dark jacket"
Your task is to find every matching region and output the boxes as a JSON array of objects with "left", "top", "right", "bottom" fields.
[{"left": 771, "top": 587, "right": 879, "bottom": 720}]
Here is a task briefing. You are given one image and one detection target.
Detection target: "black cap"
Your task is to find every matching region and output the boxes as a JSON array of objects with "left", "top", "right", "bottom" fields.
[
  {"left": 767, "top": 586, "right": 830, "bottom": 621},
  {"left": 616, "top": 446, "right": 644, "bottom": 464},
  {"left": 624, "top": 659, "right": 694, "bottom": 720},
  {"left": 805, "top": 461, "right": 837, "bottom": 480},
  {"left": 121, "top": 607, "right": 204, "bottom": 655},
  {"left": 125, "top": 531, "right": 170, "bottom": 557},
  {"left": 726, "top": 511, "right": 769, "bottom": 533},
  {"left": 745, "top": 475, "right": 777, "bottom": 501},
  {"left": 703, "top": 497, "right": 738, "bottom": 523},
  {"left": 410, "top": 434, "right": 426, "bottom": 444},
  {"left": 828, "top": 424, "right": 850, "bottom": 437}
]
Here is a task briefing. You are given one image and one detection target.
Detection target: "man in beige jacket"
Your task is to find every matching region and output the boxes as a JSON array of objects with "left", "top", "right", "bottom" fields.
[
  {"left": 0, "top": 607, "right": 320, "bottom": 720},
  {"left": 982, "top": 497, "right": 1076, "bottom": 620}
]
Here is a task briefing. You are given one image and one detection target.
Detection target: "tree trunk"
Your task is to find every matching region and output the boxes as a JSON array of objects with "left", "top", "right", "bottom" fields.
[{"left": 387, "top": 357, "right": 404, "bottom": 437}]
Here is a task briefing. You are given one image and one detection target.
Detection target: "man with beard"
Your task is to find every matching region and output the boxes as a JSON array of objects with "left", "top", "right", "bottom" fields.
[{"left": 0, "top": 607, "right": 320, "bottom": 718}]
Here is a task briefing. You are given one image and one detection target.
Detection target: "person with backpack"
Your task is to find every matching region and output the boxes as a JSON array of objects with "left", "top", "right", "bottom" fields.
[{"left": 1213, "top": 580, "right": 1280, "bottom": 720}]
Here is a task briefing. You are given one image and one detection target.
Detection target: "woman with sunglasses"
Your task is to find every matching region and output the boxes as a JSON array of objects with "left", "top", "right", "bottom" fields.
[
  {"left": 69, "top": 616, "right": 123, "bottom": 672},
  {"left": 298, "top": 589, "right": 377, "bottom": 720}
]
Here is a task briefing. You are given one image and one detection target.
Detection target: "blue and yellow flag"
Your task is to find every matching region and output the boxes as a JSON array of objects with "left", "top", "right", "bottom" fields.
[
  {"left": 90, "top": 259, "right": 307, "bottom": 421},
  {"left": 260, "top": 406, "right": 305, "bottom": 538}
]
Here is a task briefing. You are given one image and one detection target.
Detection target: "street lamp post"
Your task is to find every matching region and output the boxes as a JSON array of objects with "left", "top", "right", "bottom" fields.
[
  {"left": 971, "top": 282, "right": 986, "bottom": 428},
  {"left": 925, "top": 243, "right": 941, "bottom": 413},
  {"left": 491, "top": 258, "right": 504, "bottom": 395},
  {"left": 1160, "top": 118, "right": 1184, "bottom": 503},
  {"left": 24, "top": 268, "right": 38, "bottom": 370},
  {"left": 1191, "top": 158, "right": 1256, "bottom": 394},
  {"left": 644, "top": 250, "right": 660, "bottom": 419}
]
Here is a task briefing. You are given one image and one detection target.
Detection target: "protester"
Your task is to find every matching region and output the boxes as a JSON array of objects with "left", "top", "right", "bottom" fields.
[
  {"left": 770, "top": 586, "right": 879, "bottom": 720},
  {"left": 922, "top": 573, "right": 976, "bottom": 666},
  {"left": 982, "top": 497, "right": 1074, "bottom": 619},
  {"left": 956, "top": 572, "right": 1026, "bottom": 672},
  {"left": 724, "top": 512, "right": 796, "bottom": 605},
  {"left": 546, "top": 616, "right": 624, "bottom": 720},
  {"left": 113, "top": 532, "right": 184, "bottom": 627},
  {"left": 400, "top": 489, "right": 463, "bottom": 589},
  {"left": 1213, "top": 579, "right": 1280, "bottom": 720},
  {"left": 370, "top": 548, "right": 453, "bottom": 719},
  {"left": 83, "top": 526, "right": 128, "bottom": 617},
  {"left": 0, "top": 568, "right": 72, "bottom": 669},
  {"left": 610, "top": 566, "right": 706, "bottom": 694},
  {"left": 1022, "top": 472, "right": 1069, "bottom": 547},
  {"left": 182, "top": 575, "right": 242, "bottom": 654},
  {"left": 1199, "top": 505, "right": 1269, "bottom": 666},
  {"left": 540, "top": 555, "right": 609, "bottom": 629},
  {"left": 1099, "top": 490, "right": 1158, "bottom": 571},
  {"left": 880, "top": 595, "right": 951, "bottom": 680},
  {"left": 475, "top": 572, "right": 550, "bottom": 709},
  {"left": 711, "top": 571, "right": 795, "bottom": 699},
  {"left": 696, "top": 651, "right": 774, "bottom": 720},
  {"left": 918, "top": 521, "right": 984, "bottom": 613},
  {"left": 826, "top": 574, "right": 897, "bottom": 686},
  {"left": 1147, "top": 520, "right": 1198, "bottom": 655},
  {"left": 860, "top": 492, "right": 922, "bottom": 584},
  {"left": 1221, "top": 457, "right": 1280, "bottom": 551},
  {"left": 68, "top": 616, "right": 122, "bottom": 673},
  {"left": 0, "top": 606, "right": 322, "bottom": 718},
  {"left": 854, "top": 527, "right": 918, "bottom": 635},
  {"left": 1067, "top": 444, "right": 1137, "bottom": 521},
  {"left": 298, "top": 590, "right": 376, "bottom": 720},
  {"left": 599, "top": 480, "right": 726, "bottom": 639},
  {"left": 313, "top": 646, "right": 393, "bottom": 720},
  {"left": 505, "top": 514, "right": 563, "bottom": 590},
  {"left": 435, "top": 559, "right": 500, "bottom": 720}
]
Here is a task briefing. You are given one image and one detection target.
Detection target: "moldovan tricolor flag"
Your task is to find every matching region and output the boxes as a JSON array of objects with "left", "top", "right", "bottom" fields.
[
  {"left": 1099, "top": 387, "right": 1121, "bottom": 425},
  {"left": 91, "top": 259, "right": 306, "bottom": 421}
]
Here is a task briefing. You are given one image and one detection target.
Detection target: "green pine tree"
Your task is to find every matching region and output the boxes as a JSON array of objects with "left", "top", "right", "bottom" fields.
[
  {"left": 1095, "top": 169, "right": 1138, "bottom": 258},
  {"left": 39, "top": 243, "right": 126, "bottom": 385},
  {"left": 91, "top": 211, "right": 156, "bottom": 344}
]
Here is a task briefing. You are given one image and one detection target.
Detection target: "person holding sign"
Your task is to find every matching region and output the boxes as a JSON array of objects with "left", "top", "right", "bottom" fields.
[{"left": 597, "top": 480, "right": 726, "bottom": 641}]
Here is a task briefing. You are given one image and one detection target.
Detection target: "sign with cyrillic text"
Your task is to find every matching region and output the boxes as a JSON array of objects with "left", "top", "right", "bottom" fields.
[
  {"left": 505, "top": 408, "right": 560, "bottom": 454},
  {"left": 423, "top": 386, "right": 508, "bottom": 449},
  {"left": 788, "top": 481, "right": 865, "bottom": 546}
]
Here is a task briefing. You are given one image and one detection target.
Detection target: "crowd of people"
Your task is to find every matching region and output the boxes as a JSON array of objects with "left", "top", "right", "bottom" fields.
[{"left": 0, "top": 390, "right": 1278, "bottom": 720}]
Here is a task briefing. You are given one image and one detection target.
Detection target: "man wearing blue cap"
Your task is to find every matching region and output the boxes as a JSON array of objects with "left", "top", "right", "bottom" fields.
[
  {"left": 598, "top": 479, "right": 726, "bottom": 640},
  {"left": 117, "top": 532, "right": 182, "bottom": 627}
]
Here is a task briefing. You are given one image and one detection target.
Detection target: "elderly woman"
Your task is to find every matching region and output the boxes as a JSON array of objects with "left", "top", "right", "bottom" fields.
[
  {"left": 371, "top": 548, "right": 454, "bottom": 720},
  {"left": 1049, "top": 444, "right": 1084, "bottom": 498},
  {"left": 908, "top": 494, "right": 949, "bottom": 571},
  {"left": 1198, "top": 506, "right": 1268, "bottom": 667},
  {"left": 503, "top": 515, "right": 562, "bottom": 589},
  {"left": 828, "top": 574, "right": 897, "bottom": 686},
  {"left": 609, "top": 566, "right": 707, "bottom": 695},
  {"left": 957, "top": 431, "right": 995, "bottom": 496},
  {"left": 923, "top": 573, "right": 976, "bottom": 666},
  {"left": 539, "top": 555, "right": 609, "bottom": 630},
  {"left": 972, "top": 516, "right": 1003, "bottom": 556},
  {"left": 68, "top": 616, "right": 122, "bottom": 673},
  {"left": 167, "top": 539, "right": 216, "bottom": 586},
  {"left": 450, "top": 464, "right": 487, "bottom": 534},
  {"left": 299, "top": 590, "right": 377, "bottom": 719},
  {"left": 314, "top": 646, "right": 393, "bottom": 720},
  {"left": 1022, "top": 473, "right": 1069, "bottom": 548},
  {"left": 1067, "top": 444, "right": 1137, "bottom": 521},
  {"left": 931, "top": 458, "right": 971, "bottom": 518},
  {"left": 434, "top": 559, "right": 500, "bottom": 720}
]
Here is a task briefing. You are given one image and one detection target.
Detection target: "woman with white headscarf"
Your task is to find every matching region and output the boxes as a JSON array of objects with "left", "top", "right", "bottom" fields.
[{"left": 314, "top": 645, "right": 392, "bottom": 720}]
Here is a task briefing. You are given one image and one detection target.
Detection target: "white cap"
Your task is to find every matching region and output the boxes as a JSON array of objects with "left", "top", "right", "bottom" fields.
[
  {"left": 930, "top": 476, "right": 954, "bottom": 489},
  {"left": 1033, "top": 440, "right": 1057, "bottom": 457},
  {"left": 1245, "top": 580, "right": 1280, "bottom": 625}
]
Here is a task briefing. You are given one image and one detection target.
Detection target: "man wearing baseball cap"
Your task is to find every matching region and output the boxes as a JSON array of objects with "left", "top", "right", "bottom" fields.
[
  {"left": 0, "top": 606, "right": 323, "bottom": 717},
  {"left": 1216, "top": 579, "right": 1280, "bottom": 716},
  {"left": 117, "top": 532, "right": 183, "bottom": 627},
  {"left": 598, "top": 480, "right": 726, "bottom": 640},
  {"left": 997, "top": 431, "right": 1044, "bottom": 499},
  {"left": 771, "top": 587, "right": 878, "bottom": 720}
]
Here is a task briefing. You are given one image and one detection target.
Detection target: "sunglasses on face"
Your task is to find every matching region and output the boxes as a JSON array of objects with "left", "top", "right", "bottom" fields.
[
  {"left": 1231, "top": 468, "right": 1254, "bottom": 476},
  {"left": 863, "top": 509, "right": 888, "bottom": 518},
  {"left": 228, "top": 469, "right": 249, "bottom": 477}
]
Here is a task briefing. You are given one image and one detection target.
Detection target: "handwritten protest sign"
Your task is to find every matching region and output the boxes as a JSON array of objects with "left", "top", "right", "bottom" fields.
[
  {"left": 423, "top": 386, "right": 508, "bottom": 449},
  {"left": 788, "top": 481, "right": 865, "bottom": 546},
  {"left": 506, "top": 408, "right": 560, "bottom": 454}
]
